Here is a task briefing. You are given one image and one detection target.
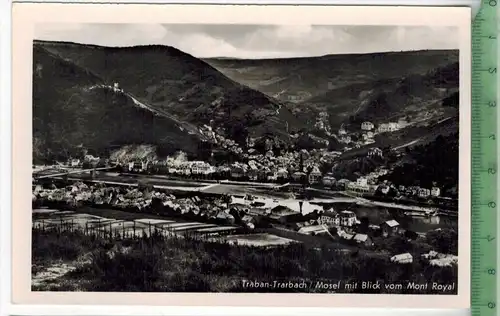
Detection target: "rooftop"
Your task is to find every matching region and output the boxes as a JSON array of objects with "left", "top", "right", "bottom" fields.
[
  {"left": 353, "top": 233, "right": 369, "bottom": 242},
  {"left": 384, "top": 219, "right": 400, "bottom": 227}
]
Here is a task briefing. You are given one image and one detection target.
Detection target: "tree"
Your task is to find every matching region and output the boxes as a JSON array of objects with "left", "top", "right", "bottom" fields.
[
  {"left": 426, "top": 229, "right": 458, "bottom": 254},
  {"left": 228, "top": 121, "right": 249, "bottom": 147},
  {"left": 404, "top": 230, "right": 419, "bottom": 241},
  {"left": 359, "top": 217, "right": 370, "bottom": 233}
]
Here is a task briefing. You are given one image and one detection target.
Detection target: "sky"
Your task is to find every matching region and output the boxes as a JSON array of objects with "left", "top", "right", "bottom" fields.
[{"left": 35, "top": 24, "right": 459, "bottom": 59}]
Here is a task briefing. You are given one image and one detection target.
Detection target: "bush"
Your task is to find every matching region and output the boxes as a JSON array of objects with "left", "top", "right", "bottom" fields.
[
  {"left": 32, "top": 229, "right": 458, "bottom": 293},
  {"left": 426, "top": 228, "right": 458, "bottom": 254}
]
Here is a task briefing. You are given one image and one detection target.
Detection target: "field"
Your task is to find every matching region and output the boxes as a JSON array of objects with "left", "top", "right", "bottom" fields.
[{"left": 33, "top": 208, "right": 240, "bottom": 238}]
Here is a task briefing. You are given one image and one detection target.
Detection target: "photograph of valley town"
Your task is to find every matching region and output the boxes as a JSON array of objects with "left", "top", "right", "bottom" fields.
[{"left": 32, "top": 24, "right": 460, "bottom": 294}]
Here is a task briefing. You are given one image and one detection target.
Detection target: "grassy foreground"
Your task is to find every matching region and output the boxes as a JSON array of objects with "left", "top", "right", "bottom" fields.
[{"left": 32, "top": 229, "right": 457, "bottom": 294}]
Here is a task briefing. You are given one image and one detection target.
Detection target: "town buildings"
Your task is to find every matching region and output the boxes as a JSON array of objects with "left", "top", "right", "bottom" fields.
[
  {"left": 378, "top": 122, "right": 400, "bottom": 133},
  {"left": 338, "top": 126, "right": 347, "bottom": 136},
  {"left": 431, "top": 187, "right": 441, "bottom": 197},
  {"left": 322, "top": 174, "right": 336, "bottom": 187},
  {"left": 381, "top": 219, "right": 400, "bottom": 237},
  {"left": 391, "top": 253, "right": 413, "bottom": 264},
  {"left": 418, "top": 188, "right": 431, "bottom": 198},
  {"left": 361, "top": 121, "right": 374, "bottom": 131},
  {"left": 340, "top": 210, "right": 357, "bottom": 227},
  {"left": 317, "top": 211, "right": 340, "bottom": 226},
  {"left": 368, "top": 147, "right": 383, "bottom": 158},
  {"left": 308, "top": 166, "right": 322, "bottom": 184},
  {"left": 353, "top": 233, "right": 373, "bottom": 247}
]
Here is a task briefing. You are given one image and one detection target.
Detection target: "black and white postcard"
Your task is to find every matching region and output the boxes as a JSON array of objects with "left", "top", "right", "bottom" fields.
[{"left": 12, "top": 3, "right": 471, "bottom": 309}]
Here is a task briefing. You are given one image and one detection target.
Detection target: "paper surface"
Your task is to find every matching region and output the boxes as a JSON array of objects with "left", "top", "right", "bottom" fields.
[{"left": 12, "top": 3, "right": 471, "bottom": 308}]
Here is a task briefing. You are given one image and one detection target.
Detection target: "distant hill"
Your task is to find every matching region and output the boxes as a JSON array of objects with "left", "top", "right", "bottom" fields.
[
  {"left": 204, "top": 50, "right": 459, "bottom": 104},
  {"left": 380, "top": 132, "right": 459, "bottom": 197},
  {"left": 347, "top": 62, "right": 459, "bottom": 125},
  {"left": 33, "top": 41, "right": 460, "bottom": 163},
  {"left": 205, "top": 50, "right": 459, "bottom": 131},
  {"left": 32, "top": 46, "right": 202, "bottom": 162},
  {"left": 33, "top": 40, "right": 311, "bottom": 162},
  {"left": 34, "top": 41, "right": 303, "bottom": 142}
]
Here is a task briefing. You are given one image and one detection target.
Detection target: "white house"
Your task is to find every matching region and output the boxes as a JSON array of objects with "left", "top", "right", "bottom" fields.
[
  {"left": 361, "top": 122, "right": 374, "bottom": 131},
  {"left": 388, "top": 122, "right": 400, "bottom": 131},
  {"left": 308, "top": 166, "right": 322, "bottom": 183},
  {"left": 356, "top": 177, "right": 368, "bottom": 187},
  {"left": 381, "top": 219, "right": 400, "bottom": 236},
  {"left": 70, "top": 159, "right": 81, "bottom": 167},
  {"left": 378, "top": 184, "right": 390, "bottom": 195},
  {"left": 267, "top": 170, "right": 278, "bottom": 181},
  {"left": 340, "top": 210, "right": 357, "bottom": 227},
  {"left": 322, "top": 174, "right": 336, "bottom": 187},
  {"left": 190, "top": 161, "right": 214, "bottom": 175},
  {"left": 418, "top": 188, "right": 431, "bottom": 198},
  {"left": 378, "top": 122, "right": 400, "bottom": 133},
  {"left": 340, "top": 136, "right": 352, "bottom": 144},
  {"left": 431, "top": 187, "right": 441, "bottom": 197},
  {"left": 390, "top": 253, "right": 413, "bottom": 264},
  {"left": 378, "top": 123, "right": 389, "bottom": 133},
  {"left": 368, "top": 147, "right": 383, "bottom": 157},
  {"left": 398, "top": 117, "right": 408, "bottom": 127},
  {"left": 353, "top": 233, "right": 373, "bottom": 247},
  {"left": 277, "top": 168, "right": 289, "bottom": 179},
  {"left": 318, "top": 211, "right": 340, "bottom": 226}
]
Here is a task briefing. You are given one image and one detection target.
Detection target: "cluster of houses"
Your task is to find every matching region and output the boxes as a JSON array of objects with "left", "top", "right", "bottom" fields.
[
  {"left": 335, "top": 117, "right": 410, "bottom": 149},
  {"left": 32, "top": 179, "right": 405, "bottom": 245},
  {"left": 32, "top": 182, "right": 237, "bottom": 225},
  {"left": 342, "top": 175, "right": 442, "bottom": 200},
  {"left": 112, "top": 148, "right": 344, "bottom": 185},
  {"left": 360, "top": 118, "right": 408, "bottom": 134},
  {"left": 290, "top": 207, "right": 407, "bottom": 249},
  {"left": 66, "top": 154, "right": 104, "bottom": 168},
  {"left": 397, "top": 185, "right": 441, "bottom": 198},
  {"left": 390, "top": 249, "right": 459, "bottom": 266},
  {"left": 199, "top": 124, "right": 245, "bottom": 156},
  {"left": 32, "top": 179, "right": 457, "bottom": 265},
  {"left": 314, "top": 111, "right": 332, "bottom": 134}
]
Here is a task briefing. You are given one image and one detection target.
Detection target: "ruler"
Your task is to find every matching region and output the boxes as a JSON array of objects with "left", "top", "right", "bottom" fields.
[{"left": 471, "top": 1, "right": 499, "bottom": 316}]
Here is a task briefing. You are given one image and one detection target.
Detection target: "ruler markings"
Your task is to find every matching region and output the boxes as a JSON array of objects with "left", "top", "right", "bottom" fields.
[{"left": 471, "top": 1, "right": 498, "bottom": 315}]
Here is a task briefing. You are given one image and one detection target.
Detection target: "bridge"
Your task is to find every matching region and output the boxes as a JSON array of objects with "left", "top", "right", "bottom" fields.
[{"left": 33, "top": 166, "right": 117, "bottom": 180}]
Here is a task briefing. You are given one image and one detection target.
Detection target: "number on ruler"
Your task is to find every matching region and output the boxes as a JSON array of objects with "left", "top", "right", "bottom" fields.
[
  {"left": 489, "top": 134, "right": 496, "bottom": 140},
  {"left": 488, "top": 68, "right": 497, "bottom": 74},
  {"left": 488, "top": 302, "right": 496, "bottom": 309},
  {"left": 488, "top": 201, "right": 496, "bottom": 208},
  {"left": 488, "top": 168, "right": 496, "bottom": 174},
  {"left": 488, "top": 101, "right": 496, "bottom": 107},
  {"left": 488, "top": 0, "right": 497, "bottom": 6},
  {"left": 488, "top": 268, "right": 496, "bottom": 275}
]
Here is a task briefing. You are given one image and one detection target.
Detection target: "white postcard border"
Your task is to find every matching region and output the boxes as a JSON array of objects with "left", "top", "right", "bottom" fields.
[{"left": 11, "top": 3, "right": 471, "bottom": 309}]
